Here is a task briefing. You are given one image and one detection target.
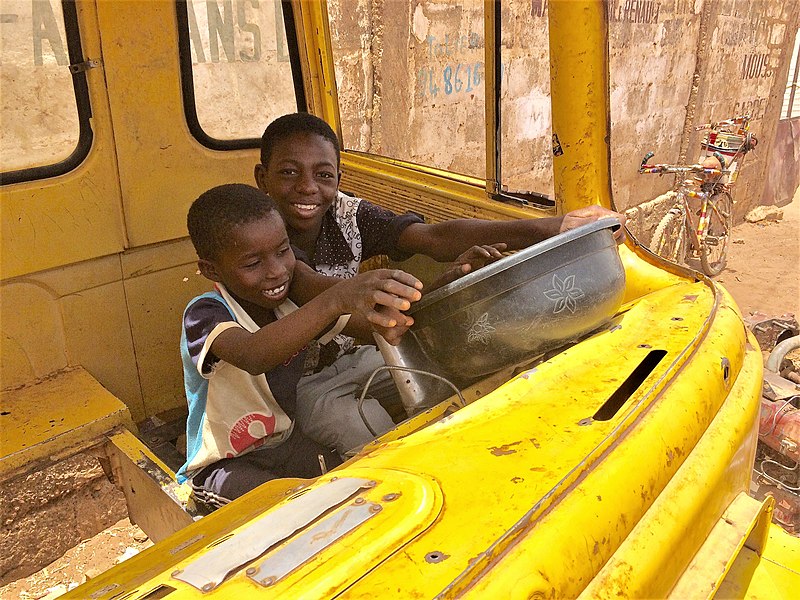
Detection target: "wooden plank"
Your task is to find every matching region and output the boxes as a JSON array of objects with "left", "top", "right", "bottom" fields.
[{"left": 104, "top": 428, "right": 194, "bottom": 543}]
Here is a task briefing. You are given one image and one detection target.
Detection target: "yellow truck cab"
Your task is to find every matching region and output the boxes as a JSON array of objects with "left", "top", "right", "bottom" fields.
[{"left": 1, "top": 0, "right": 798, "bottom": 598}]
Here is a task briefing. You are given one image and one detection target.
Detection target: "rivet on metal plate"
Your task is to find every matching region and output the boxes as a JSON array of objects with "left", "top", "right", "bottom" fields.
[
  {"left": 261, "top": 576, "right": 277, "bottom": 587},
  {"left": 201, "top": 582, "right": 215, "bottom": 592},
  {"left": 366, "top": 480, "right": 377, "bottom": 488},
  {"left": 246, "top": 567, "right": 257, "bottom": 576},
  {"left": 170, "top": 570, "right": 182, "bottom": 578},
  {"left": 382, "top": 492, "right": 401, "bottom": 501},
  {"left": 578, "top": 418, "right": 593, "bottom": 426},
  {"left": 354, "top": 497, "right": 366, "bottom": 505}
]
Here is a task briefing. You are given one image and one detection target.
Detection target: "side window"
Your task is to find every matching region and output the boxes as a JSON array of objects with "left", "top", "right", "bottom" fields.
[
  {"left": 328, "top": 0, "right": 486, "bottom": 180},
  {"left": 177, "top": 0, "right": 304, "bottom": 148},
  {"left": 0, "top": 0, "right": 90, "bottom": 184}
]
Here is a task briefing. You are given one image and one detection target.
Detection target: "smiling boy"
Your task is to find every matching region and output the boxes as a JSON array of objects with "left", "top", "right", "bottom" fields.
[
  {"left": 253, "top": 112, "right": 626, "bottom": 450},
  {"left": 178, "top": 184, "right": 421, "bottom": 508},
  {"left": 254, "top": 113, "right": 626, "bottom": 277}
]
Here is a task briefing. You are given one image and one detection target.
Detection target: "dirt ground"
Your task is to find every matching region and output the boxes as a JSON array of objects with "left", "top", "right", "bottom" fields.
[
  {"left": 1, "top": 192, "right": 798, "bottom": 600},
  {"left": 717, "top": 187, "right": 800, "bottom": 320},
  {"left": 0, "top": 518, "right": 153, "bottom": 600}
]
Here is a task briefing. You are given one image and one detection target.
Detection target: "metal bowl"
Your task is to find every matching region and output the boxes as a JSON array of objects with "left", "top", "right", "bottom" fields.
[{"left": 405, "top": 218, "right": 625, "bottom": 378}]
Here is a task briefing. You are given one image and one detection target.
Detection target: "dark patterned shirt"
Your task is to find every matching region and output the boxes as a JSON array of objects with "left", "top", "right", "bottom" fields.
[{"left": 295, "top": 191, "right": 424, "bottom": 372}]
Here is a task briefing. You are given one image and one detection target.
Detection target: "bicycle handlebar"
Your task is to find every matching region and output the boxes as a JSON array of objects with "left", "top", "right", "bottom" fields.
[
  {"left": 638, "top": 152, "right": 726, "bottom": 177},
  {"left": 693, "top": 114, "right": 752, "bottom": 131}
]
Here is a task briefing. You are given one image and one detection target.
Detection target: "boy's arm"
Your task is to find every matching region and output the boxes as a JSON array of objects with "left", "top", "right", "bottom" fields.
[
  {"left": 290, "top": 262, "right": 420, "bottom": 345},
  {"left": 428, "top": 243, "right": 507, "bottom": 292},
  {"left": 213, "top": 267, "right": 422, "bottom": 375},
  {"left": 396, "top": 205, "right": 625, "bottom": 262}
]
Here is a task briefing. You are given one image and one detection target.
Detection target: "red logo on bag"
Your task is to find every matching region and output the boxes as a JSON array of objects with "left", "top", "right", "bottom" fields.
[{"left": 227, "top": 413, "right": 276, "bottom": 456}]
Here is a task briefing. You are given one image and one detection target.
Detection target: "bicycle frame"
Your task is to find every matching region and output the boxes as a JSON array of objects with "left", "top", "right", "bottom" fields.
[
  {"left": 675, "top": 185, "right": 716, "bottom": 256},
  {"left": 639, "top": 153, "right": 734, "bottom": 275}
]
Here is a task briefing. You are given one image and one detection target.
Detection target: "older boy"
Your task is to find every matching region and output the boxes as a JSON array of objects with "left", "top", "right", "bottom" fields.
[
  {"left": 253, "top": 112, "right": 626, "bottom": 452},
  {"left": 178, "top": 184, "right": 421, "bottom": 508}
]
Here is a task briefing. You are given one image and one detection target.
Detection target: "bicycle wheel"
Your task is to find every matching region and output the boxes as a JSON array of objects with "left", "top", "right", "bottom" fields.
[
  {"left": 652, "top": 208, "right": 688, "bottom": 265},
  {"left": 699, "top": 190, "right": 733, "bottom": 277}
]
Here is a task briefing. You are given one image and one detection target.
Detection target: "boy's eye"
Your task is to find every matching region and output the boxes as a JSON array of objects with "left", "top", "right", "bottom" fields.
[
  {"left": 277, "top": 246, "right": 291, "bottom": 256},
  {"left": 317, "top": 171, "right": 335, "bottom": 179},
  {"left": 242, "top": 260, "right": 260, "bottom": 268},
  {"left": 279, "top": 168, "right": 297, "bottom": 176}
]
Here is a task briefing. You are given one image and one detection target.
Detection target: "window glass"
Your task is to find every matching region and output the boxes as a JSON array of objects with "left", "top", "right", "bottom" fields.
[
  {"left": 0, "top": 0, "right": 80, "bottom": 172},
  {"left": 185, "top": 0, "right": 298, "bottom": 141},
  {"left": 328, "top": 0, "right": 486, "bottom": 179}
]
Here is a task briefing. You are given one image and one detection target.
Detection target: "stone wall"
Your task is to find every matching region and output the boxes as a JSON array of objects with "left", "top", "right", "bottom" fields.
[{"left": 0, "top": 453, "right": 127, "bottom": 583}]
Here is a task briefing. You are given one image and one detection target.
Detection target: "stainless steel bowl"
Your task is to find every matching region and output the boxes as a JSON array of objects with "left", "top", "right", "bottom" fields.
[{"left": 404, "top": 218, "right": 625, "bottom": 379}]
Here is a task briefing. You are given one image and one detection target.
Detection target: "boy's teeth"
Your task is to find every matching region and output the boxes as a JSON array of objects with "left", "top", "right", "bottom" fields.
[
  {"left": 296, "top": 204, "right": 316, "bottom": 211},
  {"left": 263, "top": 284, "right": 286, "bottom": 297}
]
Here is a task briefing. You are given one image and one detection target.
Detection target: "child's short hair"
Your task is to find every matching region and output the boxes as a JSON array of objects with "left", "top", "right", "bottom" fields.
[
  {"left": 187, "top": 184, "right": 278, "bottom": 260},
  {"left": 260, "top": 112, "right": 340, "bottom": 168}
]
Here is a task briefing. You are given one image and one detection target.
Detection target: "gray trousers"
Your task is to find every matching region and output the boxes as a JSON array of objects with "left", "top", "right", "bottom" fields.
[{"left": 295, "top": 345, "right": 398, "bottom": 455}]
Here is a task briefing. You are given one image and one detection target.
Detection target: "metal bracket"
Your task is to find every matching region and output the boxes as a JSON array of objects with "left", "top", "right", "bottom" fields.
[{"left": 69, "top": 59, "right": 101, "bottom": 74}]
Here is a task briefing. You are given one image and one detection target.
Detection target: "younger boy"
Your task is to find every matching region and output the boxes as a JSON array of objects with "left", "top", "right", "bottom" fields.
[{"left": 177, "top": 184, "right": 421, "bottom": 508}]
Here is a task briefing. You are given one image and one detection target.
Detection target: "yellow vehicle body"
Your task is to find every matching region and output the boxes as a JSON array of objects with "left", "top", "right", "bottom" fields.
[
  {"left": 64, "top": 257, "right": 798, "bottom": 598},
  {"left": 1, "top": 0, "right": 798, "bottom": 597}
]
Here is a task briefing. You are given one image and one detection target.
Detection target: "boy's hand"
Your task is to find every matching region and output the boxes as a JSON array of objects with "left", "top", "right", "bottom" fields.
[
  {"left": 370, "top": 305, "right": 413, "bottom": 345},
  {"left": 429, "top": 243, "right": 507, "bottom": 291},
  {"left": 560, "top": 205, "right": 627, "bottom": 242},
  {"left": 339, "top": 269, "right": 423, "bottom": 328}
]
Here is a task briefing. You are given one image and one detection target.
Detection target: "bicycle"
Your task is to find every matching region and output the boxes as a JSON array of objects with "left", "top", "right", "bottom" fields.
[{"left": 640, "top": 115, "right": 758, "bottom": 277}]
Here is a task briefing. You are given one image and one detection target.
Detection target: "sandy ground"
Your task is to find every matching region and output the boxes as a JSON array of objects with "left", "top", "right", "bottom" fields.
[
  {"left": 1, "top": 192, "right": 797, "bottom": 600},
  {"left": 717, "top": 187, "right": 800, "bottom": 320},
  {"left": 0, "top": 518, "right": 153, "bottom": 600}
]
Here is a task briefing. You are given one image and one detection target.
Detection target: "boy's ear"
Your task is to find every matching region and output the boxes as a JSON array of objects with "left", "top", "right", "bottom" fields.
[
  {"left": 197, "top": 259, "right": 221, "bottom": 282},
  {"left": 254, "top": 163, "right": 268, "bottom": 192}
]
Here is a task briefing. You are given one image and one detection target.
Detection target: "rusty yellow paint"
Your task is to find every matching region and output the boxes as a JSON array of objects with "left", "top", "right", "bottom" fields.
[
  {"left": 105, "top": 428, "right": 195, "bottom": 542},
  {"left": 0, "top": 367, "right": 134, "bottom": 476},
  {"left": 339, "top": 149, "right": 555, "bottom": 225},
  {"left": 549, "top": 0, "right": 613, "bottom": 214},
  {"left": 67, "top": 275, "right": 769, "bottom": 599},
  {"left": 0, "top": 0, "right": 125, "bottom": 279},
  {"left": 291, "top": 0, "right": 342, "bottom": 134},
  {"left": 667, "top": 493, "right": 774, "bottom": 599},
  {"left": 94, "top": 0, "right": 257, "bottom": 248},
  {"left": 573, "top": 326, "right": 764, "bottom": 597},
  {"left": 761, "top": 523, "right": 800, "bottom": 581},
  {"left": 716, "top": 522, "right": 800, "bottom": 599},
  {"left": 63, "top": 468, "right": 443, "bottom": 599},
  {"left": 412, "top": 283, "right": 756, "bottom": 599},
  {"left": 105, "top": 428, "right": 182, "bottom": 488},
  {"left": 484, "top": 0, "right": 500, "bottom": 196}
]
